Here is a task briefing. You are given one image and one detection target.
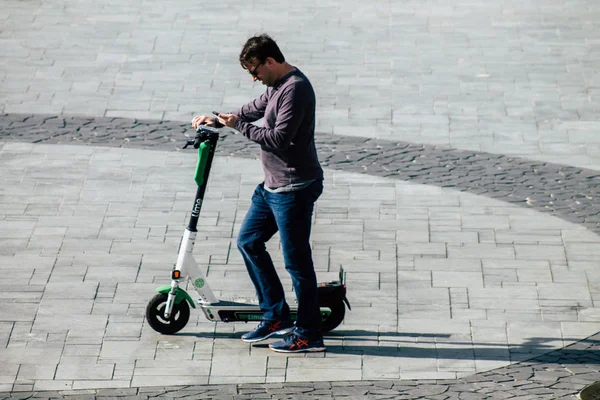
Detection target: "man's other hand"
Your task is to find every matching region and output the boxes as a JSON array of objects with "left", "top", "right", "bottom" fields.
[
  {"left": 214, "top": 113, "right": 237, "bottom": 128},
  {"left": 192, "top": 115, "right": 216, "bottom": 130}
]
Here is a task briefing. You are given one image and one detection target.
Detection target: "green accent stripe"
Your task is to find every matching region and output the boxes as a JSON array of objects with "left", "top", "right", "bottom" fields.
[
  {"left": 236, "top": 313, "right": 263, "bottom": 321},
  {"left": 235, "top": 310, "right": 331, "bottom": 322},
  {"left": 155, "top": 286, "right": 196, "bottom": 308},
  {"left": 194, "top": 142, "right": 210, "bottom": 187}
]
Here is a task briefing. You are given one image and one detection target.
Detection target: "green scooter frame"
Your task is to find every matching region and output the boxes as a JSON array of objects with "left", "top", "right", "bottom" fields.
[{"left": 145, "top": 126, "right": 350, "bottom": 335}]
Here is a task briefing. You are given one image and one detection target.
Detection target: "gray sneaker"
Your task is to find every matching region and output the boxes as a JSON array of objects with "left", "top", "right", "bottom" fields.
[{"left": 268, "top": 333, "right": 326, "bottom": 353}]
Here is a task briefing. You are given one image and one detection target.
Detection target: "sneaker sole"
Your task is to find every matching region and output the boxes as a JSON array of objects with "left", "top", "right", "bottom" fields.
[
  {"left": 241, "top": 327, "right": 295, "bottom": 343},
  {"left": 269, "top": 346, "right": 326, "bottom": 353}
]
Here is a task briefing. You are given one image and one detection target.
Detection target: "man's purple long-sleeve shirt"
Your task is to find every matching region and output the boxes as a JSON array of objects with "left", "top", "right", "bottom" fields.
[{"left": 232, "top": 68, "right": 323, "bottom": 189}]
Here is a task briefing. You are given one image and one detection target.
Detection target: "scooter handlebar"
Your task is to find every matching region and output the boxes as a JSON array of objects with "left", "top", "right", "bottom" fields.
[
  {"left": 195, "top": 125, "right": 221, "bottom": 135},
  {"left": 183, "top": 125, "right": 222, "bottom": 149},
  {"left": 194, "top": 125, "right": 221, "bottom": 148}
]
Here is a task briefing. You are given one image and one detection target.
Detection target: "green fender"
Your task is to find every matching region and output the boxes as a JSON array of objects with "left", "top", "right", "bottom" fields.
[{"left": 156, "top": 286, "right": 196, "bottom": 309}]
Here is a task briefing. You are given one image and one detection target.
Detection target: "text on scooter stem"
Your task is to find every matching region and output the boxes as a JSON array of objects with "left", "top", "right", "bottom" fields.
[{"left": 191, "top": 198, "right": 203, "bottom": 217}]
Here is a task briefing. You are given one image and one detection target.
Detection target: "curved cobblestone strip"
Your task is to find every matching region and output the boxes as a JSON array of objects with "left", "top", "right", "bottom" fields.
[
  {"left": 0, "top": 332, "right": 598, "bottom": 399},
  {"left": 1, "top": 117, "right": 599, "bottom": 398},
  {"left": 2, "top": 113, "right": 599, "bottom": 235}
]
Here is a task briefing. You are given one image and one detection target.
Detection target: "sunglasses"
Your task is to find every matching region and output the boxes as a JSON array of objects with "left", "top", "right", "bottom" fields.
[{"left": 248, "top": 62, "right": 263, "bottom": 77}]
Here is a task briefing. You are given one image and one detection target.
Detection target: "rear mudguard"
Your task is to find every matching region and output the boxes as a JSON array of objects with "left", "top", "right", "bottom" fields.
[
  {"left": 156, "top": 285, "right": 196, "bottom": 309},
  {"left": 318, "top": 281, "right": 351, "bottom": 310},
  {"left": 317, "top": 266, "right": 350, "bottom": 310}
]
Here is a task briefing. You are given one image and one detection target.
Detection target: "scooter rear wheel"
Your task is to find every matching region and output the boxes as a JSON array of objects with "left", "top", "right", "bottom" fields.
[
  {"left": 320, "top": 299, "right": 345, "bottom": 333},
  {"left": 146, "top": 293, "right": 190, "bottom": 335}
]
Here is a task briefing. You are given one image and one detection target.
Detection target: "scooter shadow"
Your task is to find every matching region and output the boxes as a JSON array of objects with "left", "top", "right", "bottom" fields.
[
  {"left": 174, "top": 329, "right": 446, "bottom": 341},
  {"left": 325, "top": 329, "right": 448, "bottom": 339}
]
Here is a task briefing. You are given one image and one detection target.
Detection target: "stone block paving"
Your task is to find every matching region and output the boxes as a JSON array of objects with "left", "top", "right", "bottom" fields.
[
  {"left": 2, "top": 0, "right": 600, "bottom": 397},
  {"left": 2, "top": 0, "right": 600, "bottom": 170},
  {"left": 0, "top": 142, "right": 599, "bottom": 399},
  {"left": 3, "top": 336, "right": 600, "bottom": 399},
  {"left": 2, "top": 114, "right": 599, "bottom": 235}
]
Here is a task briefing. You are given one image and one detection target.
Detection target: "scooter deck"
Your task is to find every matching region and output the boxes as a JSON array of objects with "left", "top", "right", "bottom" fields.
[
  {"left": 203, "top": 298, "right": 260, "bottom": 308},
  {"left": 198, "top": 298, "right": 263, "bottom": 322}
]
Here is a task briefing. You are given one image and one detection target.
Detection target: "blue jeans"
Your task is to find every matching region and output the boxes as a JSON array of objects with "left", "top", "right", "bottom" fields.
[{"left": 237, "top": 180, "right": 323, "bottom": 340}]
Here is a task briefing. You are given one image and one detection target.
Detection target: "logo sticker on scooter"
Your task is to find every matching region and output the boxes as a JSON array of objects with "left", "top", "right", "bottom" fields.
[{"left": 194, "top": 278, "right": 205, "bottom": 288}]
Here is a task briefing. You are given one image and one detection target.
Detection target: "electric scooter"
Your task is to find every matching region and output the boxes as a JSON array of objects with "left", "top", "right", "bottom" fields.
[{"left": 145, "top": 125, "right": 350, "bottom": 335}]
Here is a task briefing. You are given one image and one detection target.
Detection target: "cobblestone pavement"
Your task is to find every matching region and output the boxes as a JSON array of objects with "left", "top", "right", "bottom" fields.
[
  {"left": 2, "top": 114, "right": 599, "bottom": 234},
  {"left": 2, "top": 0, "right": 600, "bottom": 170},
  {"left": 2, "top": 0, "right": 600, "bottom": 398},
  {"left": 1, "top": 331, "right": 598, "bottom": 399},
  {"left": 0, "top": 137, "right": 599, "bottom": 399}
]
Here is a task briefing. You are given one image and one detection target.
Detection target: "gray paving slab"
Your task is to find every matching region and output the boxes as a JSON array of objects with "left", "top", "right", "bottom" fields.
[
  {"left": 2, "top": 0, "right": 600, "bottom": 397},
  {"left": 4, "top": 114, "right": 599, "bottom": 236},
  {"left": 2, "top": 0, "right": 600, "bottom": 171},
  {"left": 0, "top": 142, "right": 599, "bottom": 399}
]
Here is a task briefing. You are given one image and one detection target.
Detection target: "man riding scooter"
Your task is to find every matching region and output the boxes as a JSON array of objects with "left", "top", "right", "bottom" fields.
[{"left": 192, "top": 34, "right": 325, "bottom": 353}]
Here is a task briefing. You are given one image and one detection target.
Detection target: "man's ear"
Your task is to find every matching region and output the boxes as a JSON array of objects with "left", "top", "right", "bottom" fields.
[{"left": 264, "top": 57, "right": 276, "bottom": 67}]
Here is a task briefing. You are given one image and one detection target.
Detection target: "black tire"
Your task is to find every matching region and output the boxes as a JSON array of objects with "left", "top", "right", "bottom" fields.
[
  {"left": 145, "top": 293, "right": 190, "bottom": 335},
  {"left": 320, "top": 300, "right": 345, "bottom": 333}
]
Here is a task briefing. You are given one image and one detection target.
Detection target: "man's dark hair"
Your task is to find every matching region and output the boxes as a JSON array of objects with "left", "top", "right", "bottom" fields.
[{"left": 239, "top": 34, "right": 285, "bottom": 68}]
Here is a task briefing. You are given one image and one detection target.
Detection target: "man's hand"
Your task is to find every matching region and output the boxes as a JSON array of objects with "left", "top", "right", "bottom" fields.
[
  {"left": 192, "top": 113, "right": 238, "bottom": 129},
  {"left": 214, "top": 113, "right": 238, "bottom": 128},
  {"left": 191, "top": 115, "right": 216, "bottom": 130}
]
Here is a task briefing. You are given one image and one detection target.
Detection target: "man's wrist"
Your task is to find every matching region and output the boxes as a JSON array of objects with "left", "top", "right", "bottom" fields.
[{"left": 234, "top": 118, "right": 244, "bottom": 132}]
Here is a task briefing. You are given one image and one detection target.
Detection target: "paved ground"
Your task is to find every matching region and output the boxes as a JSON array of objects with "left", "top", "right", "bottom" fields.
[
  {"left": 2, "top": 126, "right": 600, "bottom": 399},
  {"left": 1, "top": 0, "right": 600, "bottom": 399},
  {"left": 2, "top": 0, "right": 600, "bottom": 170}
]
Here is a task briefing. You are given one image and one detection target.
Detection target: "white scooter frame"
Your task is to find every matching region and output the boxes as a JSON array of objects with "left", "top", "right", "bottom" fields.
[{"left": 145, "top": 126, "right": 350, "bottom": 335}]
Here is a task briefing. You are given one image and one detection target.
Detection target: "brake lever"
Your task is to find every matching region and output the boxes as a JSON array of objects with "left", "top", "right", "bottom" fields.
[
  {"left": 184, "top": 122, "right": 221, "bottom": 149},
  {"left": 182, "top": 140, "right": 195, "bottom": 149}
]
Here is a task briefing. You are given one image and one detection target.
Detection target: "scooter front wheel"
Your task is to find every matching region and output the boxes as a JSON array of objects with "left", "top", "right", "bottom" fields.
[
  {"left": 146, "top": 293, "right": 190, "bottom": 334},
  {"left": 320, "top": 299, "right": 345, "bottom": 333}
]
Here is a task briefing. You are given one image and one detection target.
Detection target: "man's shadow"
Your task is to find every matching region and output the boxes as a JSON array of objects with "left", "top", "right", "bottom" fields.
[
  {"left": 181, "top": 329, "right": 600, "bottom": 364},
  {"left": 323, "top": 330, "right": 600, "bottom": 364}
]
